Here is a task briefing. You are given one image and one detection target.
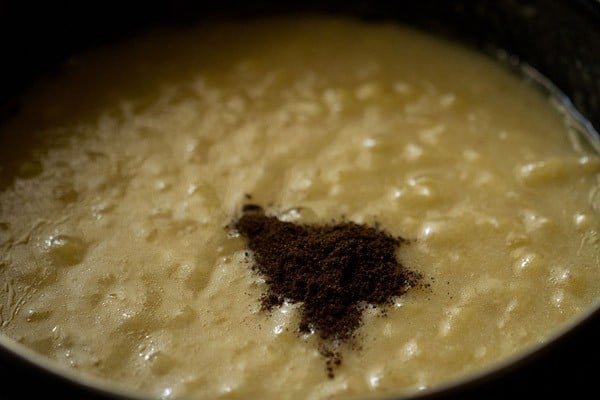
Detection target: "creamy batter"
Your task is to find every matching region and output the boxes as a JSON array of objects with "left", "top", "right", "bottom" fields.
[{"left": 0, "top": 16, "right": 599, "bottom": 400}]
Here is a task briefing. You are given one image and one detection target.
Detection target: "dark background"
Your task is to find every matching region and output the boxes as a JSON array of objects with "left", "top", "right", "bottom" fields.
[{"left": 0, "top": 1, "right": 599, "bottom": 399}]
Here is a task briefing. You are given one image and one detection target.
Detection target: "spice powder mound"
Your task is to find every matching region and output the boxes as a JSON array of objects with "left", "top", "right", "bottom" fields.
[{"left": 232, "top": 204, "right": 424, "bottom": 377}]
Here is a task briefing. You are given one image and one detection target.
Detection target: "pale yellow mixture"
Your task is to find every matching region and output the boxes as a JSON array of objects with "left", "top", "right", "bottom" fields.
[{"left": 0, "top": 16, "right": 599, "bottom": 400}]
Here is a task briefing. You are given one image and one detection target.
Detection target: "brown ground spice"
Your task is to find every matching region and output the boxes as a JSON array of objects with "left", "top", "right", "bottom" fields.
[{"left": 232, "top": 204, "right": 423, "bottom": 378}]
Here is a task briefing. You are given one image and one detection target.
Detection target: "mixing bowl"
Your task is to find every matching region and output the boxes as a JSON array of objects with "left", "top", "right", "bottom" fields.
[{"left": 0, "top": 1, "right": 598, "bottom": 399}]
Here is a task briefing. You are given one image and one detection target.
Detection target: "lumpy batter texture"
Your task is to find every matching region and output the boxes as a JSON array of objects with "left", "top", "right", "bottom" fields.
[{"left": 0, "top": 16, "right": 599, "bottom": 400}]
